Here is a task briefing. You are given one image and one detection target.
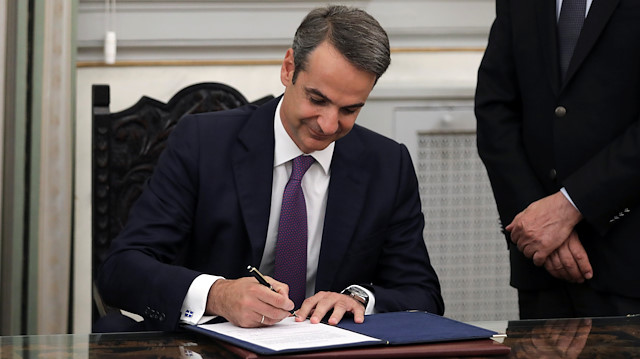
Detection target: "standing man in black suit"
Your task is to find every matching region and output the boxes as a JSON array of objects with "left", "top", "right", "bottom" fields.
[
  {"left": 97, "top": 5, "right": 444, "bottom": 331},
  {"left": 476, "top": 0, "right": 640, "bottom": 319}
]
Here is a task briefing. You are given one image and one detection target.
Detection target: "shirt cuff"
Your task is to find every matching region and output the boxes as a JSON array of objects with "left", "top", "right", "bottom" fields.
[
  {"left": 345, "top": 285, "right": 377, "bottom": 315},
  {"left": 560, "top": 187, "right": 580, "bottom": 212},
  {"left": 180, "top": 274, "right": 224, "bottom": 325}
]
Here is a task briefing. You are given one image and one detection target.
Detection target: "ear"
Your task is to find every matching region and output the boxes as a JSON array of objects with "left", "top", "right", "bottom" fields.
[{"left": 280, "top": 48, "right": 295, "bottom": 87}]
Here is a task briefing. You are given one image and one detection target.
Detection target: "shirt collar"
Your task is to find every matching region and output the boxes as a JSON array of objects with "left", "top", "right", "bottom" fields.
[{"left": 273, "top": 96, "right": 334, "bottom": 175}]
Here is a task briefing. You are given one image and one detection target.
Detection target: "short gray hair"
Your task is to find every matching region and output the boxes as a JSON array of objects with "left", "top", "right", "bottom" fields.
[{"left": 291, "top": 5, "right": 391, "bottom": 84}]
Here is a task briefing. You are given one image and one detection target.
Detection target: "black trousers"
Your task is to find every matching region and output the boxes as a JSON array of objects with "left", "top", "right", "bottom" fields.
[{"left": 518, "top": 283, "right": 640, "bottom": 319}]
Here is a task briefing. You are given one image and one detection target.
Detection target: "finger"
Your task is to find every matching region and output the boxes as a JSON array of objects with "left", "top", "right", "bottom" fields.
[
  {"left": 304, "top": 292, "right": 337, "bottom": 324},
  {"left": 256, "top": 313, "right": 279, "bottom": 327},
  {"left": 351, "top": 305, "right": 365, "bottom": 324},
  {"left": 518, "top": 240, "right": 528, "bottom": 254},
  {"left": 255, "top": 280, "right": 295, "bottom": 313},
  {"left": 505, "top": 220, "right": 514, "bottom": 230},
  {"left": 544, "top": 252, "right": 569, "bottom": 281},
  {"left": 309, "top": 302, "right": 332, "bottom": 324},
  {"left": 265, "top": 276, "right": 291, "bottom": 297},
  {"left": 505, "top": 221, "right": 515, "bottom": 234},
  {"left": 327, "top": 295, "right": 366, "bottom": 325},
  {"left": 518, "top": 235, "right": 535, "bottom": 255},
  {"left": 295, "top": 296, "right": 318, "bottom": 322},
  {"left": 556, "top": 244, "right": 584, "bottom": 283},
  {"left": 252, "top": 299, "right": 292, "bottom": 323},
  {"left": 236, "top": 310, "right": 267, "bottom": 328},
  {"left": 247, "top": 287, "right": 294, "bottom": 323},
  {"left": 327, "top": 305, "right": 347, "bottom": 325},
  {"left": 532, "top": 248, "right": 551, "bottom": 266},
  {"left": 506, "top": 217, "right": 521, "bottom": 243},
  {"left": 567, "top": 234, "right": 593, "bottom": 280}
]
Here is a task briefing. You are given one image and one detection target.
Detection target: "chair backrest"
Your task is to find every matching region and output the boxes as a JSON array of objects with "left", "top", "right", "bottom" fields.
[{"left": 91, "top": 82, "right": 271, "bottom": 321}]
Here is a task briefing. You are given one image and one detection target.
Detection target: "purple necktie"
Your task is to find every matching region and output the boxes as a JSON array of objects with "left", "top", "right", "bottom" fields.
[
  {"left": 274, "top": 155, "right": 315, "bottom": 309},
  {"left": 558, "top": 0, "right": 586, "bottom": 79}
]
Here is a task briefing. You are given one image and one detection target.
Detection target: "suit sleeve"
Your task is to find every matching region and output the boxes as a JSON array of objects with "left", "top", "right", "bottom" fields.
[
  {"left": 563, "top": 120, "right": 640, "bottom": 235},
  {"left": 474, "top": 0, "right": 548, "bottom": 228},
  {"left": 97, "top": 116, "right": 204, "bottom": 331},
  {"left": 369, "top": 144, "right": 445, "bottom": 315}
]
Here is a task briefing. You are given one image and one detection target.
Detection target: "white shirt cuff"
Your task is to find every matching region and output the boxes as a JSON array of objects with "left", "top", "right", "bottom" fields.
[
  {"left": 180, "top": 274, "right": 224, "bottom": 325},
  {"left": 560, "top": 187, "right": 580, "bottom": 212}
]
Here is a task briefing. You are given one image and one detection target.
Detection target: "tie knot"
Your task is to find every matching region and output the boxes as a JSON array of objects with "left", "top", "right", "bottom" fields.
[{"left": 291, "top": 155, "right": 315, "bottom": 181}]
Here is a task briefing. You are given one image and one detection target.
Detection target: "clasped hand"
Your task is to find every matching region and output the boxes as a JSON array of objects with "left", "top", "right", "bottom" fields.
[
  {"left": 506, "top": 192, "right": 593, "bottom": 283},
  {"left": 206, "top": 277, "right": 365, "bottom": 327}
]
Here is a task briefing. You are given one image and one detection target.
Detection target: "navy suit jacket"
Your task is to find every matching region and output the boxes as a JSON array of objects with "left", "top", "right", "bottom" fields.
[
  {"left": 98, "top": 96, "right": 444, "bottom": 331},
  {"left": 476, "top": 0, "right": 640, "bottom": 296}
]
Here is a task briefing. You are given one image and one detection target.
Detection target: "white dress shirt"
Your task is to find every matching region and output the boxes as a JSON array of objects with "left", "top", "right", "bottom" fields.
[{"left": 180, "top": 97, "right": 375, "bottom": 325}]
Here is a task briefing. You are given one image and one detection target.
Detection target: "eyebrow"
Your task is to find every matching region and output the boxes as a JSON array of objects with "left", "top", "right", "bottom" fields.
[{"left": 305, "top": 87, "right": 365, "bottom": 111}]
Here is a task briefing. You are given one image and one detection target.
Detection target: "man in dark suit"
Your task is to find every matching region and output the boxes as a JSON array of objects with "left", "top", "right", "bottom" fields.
[
  {"left": 97, "top": 5, "right": 444, "bottom": 331},
  {"left": 476, "top": 0, "right": 640, "bottom": 319}
]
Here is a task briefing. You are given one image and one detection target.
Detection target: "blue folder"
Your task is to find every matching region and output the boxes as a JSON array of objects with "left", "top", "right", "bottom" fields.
[
  {"left": 186, "top": 311, "right": 499, "bottom": 356},
  {"left": 336, "top": 311, "right": 497, "bottom": 345}
]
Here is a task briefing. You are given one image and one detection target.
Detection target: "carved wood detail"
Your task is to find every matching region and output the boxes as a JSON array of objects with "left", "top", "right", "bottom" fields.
[{"left": 91, "top": 83, "right": 252, "bottom": 284}]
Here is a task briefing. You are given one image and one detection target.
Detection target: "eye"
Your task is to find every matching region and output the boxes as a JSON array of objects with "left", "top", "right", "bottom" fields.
[
  {"left": 309, "top": 97, "right": 326, "bottom": 105},
  {"left": 341, "top": 108, "right": 357, "bottom": 115}
]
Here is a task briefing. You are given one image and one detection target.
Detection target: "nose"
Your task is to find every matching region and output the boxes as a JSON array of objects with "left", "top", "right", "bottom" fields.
[{"left": 316, "top": 108, "right": 339, "bottom": 135}]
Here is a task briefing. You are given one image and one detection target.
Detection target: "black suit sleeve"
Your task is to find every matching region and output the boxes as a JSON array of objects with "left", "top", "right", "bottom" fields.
[
  {"left": 563, "top": 120, "right": 640, "bottom": 235},
  {"left": 475, "top": 0, "right": 548, "bottom": 229}
]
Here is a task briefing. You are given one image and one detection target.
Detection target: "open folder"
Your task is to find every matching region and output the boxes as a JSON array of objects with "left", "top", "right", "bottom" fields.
[{"left": 185, "top": 311, "right": 509, "bottom": 356}]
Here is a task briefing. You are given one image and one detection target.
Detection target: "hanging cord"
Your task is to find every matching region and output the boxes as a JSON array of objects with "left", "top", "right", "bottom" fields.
[{"left": 104, "top": 0, "right": 117, "bottom": 64}]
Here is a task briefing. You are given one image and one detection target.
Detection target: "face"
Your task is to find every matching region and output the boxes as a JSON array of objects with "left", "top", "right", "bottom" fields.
[{"left": 279, "top": 41, "right": 376, "bottom": 154}]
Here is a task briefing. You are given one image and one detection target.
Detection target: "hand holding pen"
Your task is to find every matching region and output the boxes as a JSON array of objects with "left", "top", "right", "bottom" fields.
[
  {"left": 204, "top": 267, "right": 296, "bottom": 327},
  {"left": 247, "top": 266, "right": 298, "bottom": 318}
]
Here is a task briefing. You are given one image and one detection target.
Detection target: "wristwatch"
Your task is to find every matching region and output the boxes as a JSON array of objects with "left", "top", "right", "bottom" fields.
[{"left": 341, "top": 286, "right": 369, "bottom": 309}]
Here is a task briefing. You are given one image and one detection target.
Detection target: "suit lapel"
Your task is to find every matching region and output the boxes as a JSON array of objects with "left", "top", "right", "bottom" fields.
[
  {"left": 563, "top": 0, "right": 620, "bottom": 88},
  {"left": 232, "top": 99, "right": 277, "bottom": 266},
  {"left": 537, "top": 0, "right": 561, "bottom": 95},
  {"left": 315, "top": 127, "right": 369, "bottom": 291}
]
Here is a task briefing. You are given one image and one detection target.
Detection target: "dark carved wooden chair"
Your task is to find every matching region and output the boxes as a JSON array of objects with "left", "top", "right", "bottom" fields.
[{"left": 91, "top": 82, "right": 273, "bottom": 329}]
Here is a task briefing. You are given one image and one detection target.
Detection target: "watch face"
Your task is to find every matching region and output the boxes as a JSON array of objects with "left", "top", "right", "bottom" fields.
[
  {"left": 344, "top": 287, "right": 369, "bottom": 309},
  {"left": 349, "top": 287, "right": 368, "bottom": 299}
]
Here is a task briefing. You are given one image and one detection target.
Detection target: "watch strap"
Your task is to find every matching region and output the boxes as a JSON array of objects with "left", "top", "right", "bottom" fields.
[{"left": 341, "top": 287, "right": 369, "bottom": 308}]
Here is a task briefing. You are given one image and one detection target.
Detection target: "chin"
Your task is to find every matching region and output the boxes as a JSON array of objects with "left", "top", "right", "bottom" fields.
[{"left": 302, "top": 141, "right": 330, "bottom": 153}]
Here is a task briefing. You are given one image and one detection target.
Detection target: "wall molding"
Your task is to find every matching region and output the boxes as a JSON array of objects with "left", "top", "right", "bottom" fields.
[
  {"left": 76, "top": 47, "right": 485, "bottom": 68},
  {"left": 77, "top": 0, "right": 493, "bottom": 63}
]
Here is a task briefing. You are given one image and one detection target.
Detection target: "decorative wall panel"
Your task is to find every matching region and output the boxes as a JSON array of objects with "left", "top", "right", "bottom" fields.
[{"left": 395, "top": 106, "right": 518, "bottom": 321}]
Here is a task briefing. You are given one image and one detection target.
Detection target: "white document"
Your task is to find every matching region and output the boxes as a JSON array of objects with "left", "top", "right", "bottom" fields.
[{"left": 198, "top": 317, "right": 382, "bottom": 352}]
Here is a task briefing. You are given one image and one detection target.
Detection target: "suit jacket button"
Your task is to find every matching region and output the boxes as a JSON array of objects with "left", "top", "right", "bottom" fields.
[
  {"left": 549, "top": 168, "right": 557, "bottom": 180},
  {"left": 555, "top": 106, "right": 567, "bottom": 117}
]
